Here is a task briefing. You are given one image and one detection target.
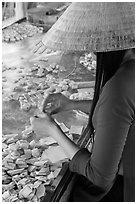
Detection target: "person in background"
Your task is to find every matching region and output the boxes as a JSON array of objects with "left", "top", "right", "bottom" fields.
[{"left": 30, "top": 2, "right": 135, "bottom": 202}]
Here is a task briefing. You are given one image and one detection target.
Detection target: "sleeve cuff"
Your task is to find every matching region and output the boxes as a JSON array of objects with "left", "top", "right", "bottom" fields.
[{"left": 69, "top": 148, "right": 91, "bottom": 175}]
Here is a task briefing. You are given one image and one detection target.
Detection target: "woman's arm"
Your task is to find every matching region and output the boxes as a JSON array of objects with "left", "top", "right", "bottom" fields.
[
  {"left": 53, "top": 126, "right": 80, "bottom": 159},
  {"left": 31, "top": 62, "right": 134, "bottom": 195},
  {"left": 42, "top": 93, "right": 92, "bottom": 115},
  {"left": 68, "top": 99, "right": 92, "bottom": 114},
  {"left": 69, "top": 67, "right": 135, "bottom": 190}
]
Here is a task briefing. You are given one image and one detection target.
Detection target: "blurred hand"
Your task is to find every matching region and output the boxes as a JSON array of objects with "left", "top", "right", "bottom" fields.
[
  {"left": 42, "top": 93, "right": 71, "bottom": 115},
  {"left": 32, "top": 40, "right": 47, "bottom": 54},
  {"left": 30, "top": 114, "right": 58, "bottom": 140}
]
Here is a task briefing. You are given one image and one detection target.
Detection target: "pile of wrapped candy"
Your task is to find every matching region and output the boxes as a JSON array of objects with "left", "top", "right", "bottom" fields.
[
  {"left": 2, "top": 22, "right": 43, "bottom": 42},
  {"left": 79, "top": 52, "right": 96, "bottom": 76},
  {"left": 2, "top": 114, "right": 86, "bottom": 202},
  {"left": 2, "top": 128, "right": 69, "bottom": 202}
]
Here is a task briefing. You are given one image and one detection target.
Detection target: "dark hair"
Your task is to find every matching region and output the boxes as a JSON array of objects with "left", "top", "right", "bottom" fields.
[{"left": 87, "top": 50, "right": 126, "bottom": 138}]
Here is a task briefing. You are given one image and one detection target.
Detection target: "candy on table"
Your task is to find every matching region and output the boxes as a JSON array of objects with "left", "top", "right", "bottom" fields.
[
  {"left": 35, "top": 176, "right": 48, "bottom": 183},
  {"left": 47, "top": 171, "right": 54, "bottom": 180},
  {"left": 39, "top": 151, "right": 49, "bottom": 161},
  {"left": 39, "top": 137, "right": 57, "bottom": 146},
  {"left": 2, "top": 143, "right": 8, "bottom": 149},
  {"left": 28, "top": 165, "right": 36, "bottom": 173},
  {"left": 52, "top": 70, "right": 58, "bottom": 74},
  {"left": 41, "top": 146, "right": 68, "bottom": 163},
  {"left": 29, "top": 140, "right": 36, "bottom": 148},
  {"left": 17, "top": 178, "right": 28, "bottom": 186},
  {"left": 55, "top": 87, "right": 62, "bottom": 93},
  {"left": 32, "top": 148, "right": 40, "bottom": 157},
  {"left": 4, "top": 162, "right": 16, "bottom": 170},
  {"left": 66, "top": 133, "right": 73, "bottom": 140},
  {"left": 22, "top": 127, "right": 33, "bottom": 138},
  {"left": 59, "top": 123, "right": 69, "bottom": 133},
  {"left": 15, "top": 158, "right": 26, "bottom": 165},
  {"left": 7, "top": 168, "right": 25, "bottom": 176},
  {"left": 16, "top": 140, "right": 29, "bottom": 149},
  {"left": 36, "top": 68, "right": 45, "bottom": 77},
  {"left": 26, "top": 191, "right": 35, "bottom": 200},
  {"left": 19, "top": 185, "right": 33, "bottom": 198},
  {"left": 8, "top": 143, "right": 20, "bottom": 151},
  {"left": 6, "top": 137, "right": 15, "bottom": 144},
  {"left": 53, "top": 168, "right": 62, "bottom": 178},
  {"left": 31, "top": 195, "right": 38, "bottom": 202},
  {"left": 54, "top": 118, "right": 61, "bottom": 125},
  {"left": 2, "top": 182, "right": 16, "bottom": 191},
  {"left": 24, "top": 149, "right": 32, "bottom": 159},
  {"left": 36, "top": 184, "right": 45, "bottom": 199},
  {"left": 19, "top": 97, "right": 31, "bottom": 111},
  {"left": 61, "top": 90, "right": 71, "bottom": 98},
  {"left": 2, "top": 190, "right": 10, "bottom": 200},
  {"left": 69, "top": 125, "right": 84, "bottom": 135},
  {"left": 34, "top": 160, "right": 48, "bottom": 167}
]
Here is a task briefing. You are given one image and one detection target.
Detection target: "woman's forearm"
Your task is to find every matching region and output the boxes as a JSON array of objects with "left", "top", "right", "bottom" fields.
[
  {"left": 69, "top": 100, "right": 92, "bottom": 114},
  {"left": 54, "top": 127, "right": 80, "bottom": 159}
]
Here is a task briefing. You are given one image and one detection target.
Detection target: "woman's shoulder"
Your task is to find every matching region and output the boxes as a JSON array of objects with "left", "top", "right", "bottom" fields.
[
  {"left": 105, "top": 60, "right": 134, "bottom": 96},
  {"left": 98, "top": 60, "right": 135, "bottom": 109}
]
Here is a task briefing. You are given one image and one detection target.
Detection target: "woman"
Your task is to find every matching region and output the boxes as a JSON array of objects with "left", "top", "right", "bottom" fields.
[
  {"left": 30, "top": 48, "right": 134, "bottom": 202},
  {"left": 31, "top": 2, "right": 135, "bottom": 202}
]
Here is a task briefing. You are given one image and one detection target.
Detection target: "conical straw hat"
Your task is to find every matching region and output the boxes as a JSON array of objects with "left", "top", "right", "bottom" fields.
[{"left": 42, "top": 2, "right": 135, "bottom": 52}]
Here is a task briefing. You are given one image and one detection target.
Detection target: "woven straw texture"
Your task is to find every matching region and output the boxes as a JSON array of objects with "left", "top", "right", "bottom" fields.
[{"left": 42, "top": 2, "right": 135, "bottom": 52}]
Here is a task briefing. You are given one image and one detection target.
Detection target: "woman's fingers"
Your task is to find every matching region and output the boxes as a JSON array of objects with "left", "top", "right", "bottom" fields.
[
  {"left": 50, "top": 107, "right": 61, "bottom": 115},
  {"left": 45, "top": 93, "right": 62, "bottom": 104},
  {"left": 42, "top": 95, "right": 57, "bottom": 110},
  {"left": 41, "top": 93, "right": 64, "bottom": 114}
]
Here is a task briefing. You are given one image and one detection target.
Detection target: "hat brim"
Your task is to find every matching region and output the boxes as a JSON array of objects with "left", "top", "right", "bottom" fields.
[{"left": 42, "top": 2, "right": 135, "bottom": 52}]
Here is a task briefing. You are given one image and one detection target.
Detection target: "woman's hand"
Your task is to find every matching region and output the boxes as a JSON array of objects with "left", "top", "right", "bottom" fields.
[
  {"left": 30, "top": 113, "right": 80, "bottom": 159},
  {"left": 32, "top": 40, "right": 47, "bottom": 54},
  {"left": 30, "top": 114, "right": 59, "bottom": 140},
  {"left": 42, "top": 93, "right": 72, "bottom": 115}
]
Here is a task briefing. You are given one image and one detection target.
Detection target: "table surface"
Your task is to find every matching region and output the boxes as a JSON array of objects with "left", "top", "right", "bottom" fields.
[{"left": 2, "top": 33, "right": 94, "bottom": 135}]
